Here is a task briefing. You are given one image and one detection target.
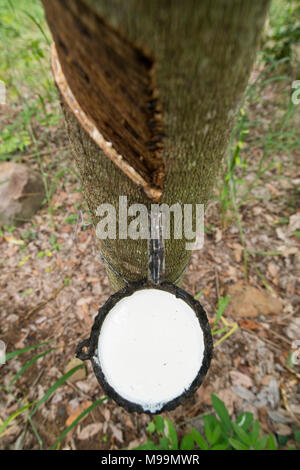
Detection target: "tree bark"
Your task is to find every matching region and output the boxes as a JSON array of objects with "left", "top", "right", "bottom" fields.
[{"left": 43, "top": 0, "right": 270, "bottom": 290}]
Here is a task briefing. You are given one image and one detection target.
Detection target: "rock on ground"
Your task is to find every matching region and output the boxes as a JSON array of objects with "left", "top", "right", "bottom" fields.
[
  {"left": 0, "top": 162, "right": 45, "bottom": 225},
  {"left": 227, "top": 284, "right": 283, "bottom": 318}
]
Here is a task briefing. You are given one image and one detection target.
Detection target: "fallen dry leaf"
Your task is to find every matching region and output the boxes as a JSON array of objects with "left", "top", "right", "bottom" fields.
[
  {"left": 232, "top": 243, "right": 243, "bottom": 262},
  {"left": 64, "top": 358, "right": 86, "bottom": 383},
  {"left": 65, "top": 400, "right": 92, "bottom": 427},
  {"left": 267, "top": 262, "right": 277, "bottom": 277},
  {"left": 239, "top": 318, "right": 261, "bottom": 330},
  {"left": 77, "top": 422, "right": 102, "bottom": 440},
  {"left": 214, "top": 228, "right": 222, "bottom": 243},
  {"left": 102, "top": 408, "right": 111, "bottom": 422},
  {"left": 4, "top": 236, "right": 25, "bottom": 245},
  {"left": 217, "top": 388, "right": 241, "bottom": 415},
  {"left": 197, "top": 384, "right": 214, "bottom": 405},
  {"left": 289, "top": 212, "right": 300, "bottom": 233},
  {"left": 110, "top": 424, "right": 124, "bottom": 443},
  {"left": 229, "top": 370, "right": 253, "bottom": 389},
  {"left": 272, "top": 423, "right": 292, "bottom": 436}
]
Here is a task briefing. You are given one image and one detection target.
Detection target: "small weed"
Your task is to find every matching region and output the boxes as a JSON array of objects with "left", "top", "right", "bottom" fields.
[
  {"left": 49, "top": 234, "right": 62, "bottom": 251},
  {"left": 194, "top": 291, "right": 237, "bottom": 348},
  {"left": 134, "top": 394, "right": 299, "bottom": 450}
]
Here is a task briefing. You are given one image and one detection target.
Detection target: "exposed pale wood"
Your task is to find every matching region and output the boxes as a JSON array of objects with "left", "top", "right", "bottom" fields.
[{"left": 51, "top": 44, "right": 162, "bottom": 201}]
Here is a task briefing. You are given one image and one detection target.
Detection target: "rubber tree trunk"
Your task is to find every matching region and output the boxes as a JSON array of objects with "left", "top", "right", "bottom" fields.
[{"left": 42, "top": 0, "right": 270, "bottom": 290}]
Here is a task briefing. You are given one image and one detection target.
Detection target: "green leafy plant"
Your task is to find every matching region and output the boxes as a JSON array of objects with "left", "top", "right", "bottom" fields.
[
  {"left": 134, "top": 394, "right": 299, "bottom": 450},
  {"left": 263, "top": 0, "right": 300, "bottom": 64}
]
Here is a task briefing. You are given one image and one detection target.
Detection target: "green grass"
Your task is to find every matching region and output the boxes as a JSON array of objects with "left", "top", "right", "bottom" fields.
[
  {"left": 217, "top": 60, "right": 298, "bottom": 224},
  {"left": 0, "top": 0, "right": 60, "bottom": 159},
  {"left": 0, "top": 340, "right": 107, "bottom": 449},
  {"left": 0, "top": 0, "right": 70, "bottom": 228},
  {"left": 263, "top": 0, "right": 300, "bottom": 64},
  {"left": 215, "top": 0, "right": 300, "bottom": 279},
  {"left": 0, "top": 292, "right": 235, "bottom": 450},
  {"left": 1, "top": 341, "right": 299, "bottom": 450}
]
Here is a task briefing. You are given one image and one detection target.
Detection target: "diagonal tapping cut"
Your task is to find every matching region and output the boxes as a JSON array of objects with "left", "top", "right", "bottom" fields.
[{"left": 43, "top": 0, "right": 164, "bottom": 201}]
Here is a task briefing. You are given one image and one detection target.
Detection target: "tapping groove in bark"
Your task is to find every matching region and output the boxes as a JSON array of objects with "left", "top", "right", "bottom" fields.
[
  {"left": 43, "top": 0, "right": 164, "bottom": 201},
  {"left": 43, "top": 0, "right": 270, "bottom": 290}
]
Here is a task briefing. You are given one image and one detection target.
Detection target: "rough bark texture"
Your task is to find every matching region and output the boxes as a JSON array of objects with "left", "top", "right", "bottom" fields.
[{"left": 43, "top": 0, "right": 269, "bottom": 290}]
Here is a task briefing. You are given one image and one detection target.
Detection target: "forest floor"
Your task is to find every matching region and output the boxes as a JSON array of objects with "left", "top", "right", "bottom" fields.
[
  {"left": 0, "top": 0, "right": 300, "bottom": 449},
  {"left": 0, "top": 64, "right": 299, "bottom": 449}
]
